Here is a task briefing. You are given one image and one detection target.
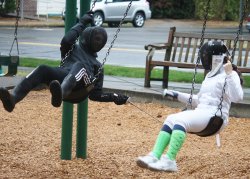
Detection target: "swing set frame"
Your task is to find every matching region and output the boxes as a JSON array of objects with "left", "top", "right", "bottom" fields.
[{"left": 0, "top": 0, "right": 20, "bottom": 76}]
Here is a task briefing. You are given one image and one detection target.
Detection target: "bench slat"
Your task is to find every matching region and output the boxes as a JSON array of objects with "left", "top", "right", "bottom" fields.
[
  {"left": 244, "top": 41, "right": 250, "bottom": 67},
  {"left": 178, "top": 37, "right": 185, "bottom": 62},
  {"left": 172, "top": 37, "right": 179, "bottom": 62}
]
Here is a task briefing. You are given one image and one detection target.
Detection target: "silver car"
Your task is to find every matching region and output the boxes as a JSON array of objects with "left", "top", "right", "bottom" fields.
[{"left": 91, "top": 0, "right": 151, "bottom": 27}]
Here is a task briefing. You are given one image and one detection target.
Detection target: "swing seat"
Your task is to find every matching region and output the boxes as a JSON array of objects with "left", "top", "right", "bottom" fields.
[
  {"left": 0, "top": 55, "right": 19, "bottom": 76},
  {"left": 193, "top": 115, "right": 223, "bottom": 137},
  {"left": 63, "top": 83, "right": 94, "bottom": 103}
]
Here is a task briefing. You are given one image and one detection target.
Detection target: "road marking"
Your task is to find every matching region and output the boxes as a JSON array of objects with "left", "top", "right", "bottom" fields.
[
  {"left": 19, "top": 41, "right": 165, "bottom": 54},
  {"left": 20, "top": 42, "right": 59, "bottom": 47}
]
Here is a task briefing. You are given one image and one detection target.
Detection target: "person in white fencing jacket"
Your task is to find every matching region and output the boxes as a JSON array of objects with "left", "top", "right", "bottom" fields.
[
  {"left": 136, "top": 40, "right": 243, "bottom": 172},
  {"left": 0, "top": 12, "right": 129, "bottom": 113}
]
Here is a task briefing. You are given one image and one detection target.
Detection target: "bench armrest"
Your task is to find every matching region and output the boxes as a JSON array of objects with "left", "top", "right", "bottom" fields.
[{"left": 144, "top": 43, "right": 170, "bottom": 50}]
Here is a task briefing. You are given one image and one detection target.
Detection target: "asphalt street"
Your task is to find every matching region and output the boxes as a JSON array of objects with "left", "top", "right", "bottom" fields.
[{"left": 0, "top": 19, "right": 249, "bottom": 68}]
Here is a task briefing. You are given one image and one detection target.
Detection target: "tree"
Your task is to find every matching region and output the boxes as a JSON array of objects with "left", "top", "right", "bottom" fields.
[
  {"left": 0, "top": 0, "right": 16, "bottom": 16},
  {"left": 194, "top": 0, "right": 246, "bottom": 21}
]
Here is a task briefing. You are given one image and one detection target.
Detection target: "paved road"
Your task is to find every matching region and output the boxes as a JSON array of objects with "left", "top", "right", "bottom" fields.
[{"left": 0, "top": 19, "right": 249, "bottom": 67}]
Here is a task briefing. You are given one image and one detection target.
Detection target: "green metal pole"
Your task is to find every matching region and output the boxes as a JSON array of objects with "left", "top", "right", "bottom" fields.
[
  {"left": 65, "top": 0, "right": 77, "bottom": 32},
  {"left": 80, "top": 0, "right": 91, "bottom": 15},
  {"left": 76, "top": 99, "right": 88, "bottom": 158},
  {"left": 75, "top": 0, "right": 91, "bottom": 159},
  {"left": 61, "top": 0, "right": 77, "bottom": 160},
  {"left": 61, "top": 102, "right": 74, "bottom": 160}
]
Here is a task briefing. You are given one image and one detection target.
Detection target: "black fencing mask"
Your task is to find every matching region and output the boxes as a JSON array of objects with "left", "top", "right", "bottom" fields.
[
  {"left": 199, "top": 40, "right": 228, "bottom": 71},
  {"left": 81, "top": 26, "right": 107, "bottom": 53}
]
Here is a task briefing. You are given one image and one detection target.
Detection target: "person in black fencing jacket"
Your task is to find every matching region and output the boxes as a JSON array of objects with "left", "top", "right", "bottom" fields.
[{"left": 0, "top": 12, "right": 129, "bottom": 112}]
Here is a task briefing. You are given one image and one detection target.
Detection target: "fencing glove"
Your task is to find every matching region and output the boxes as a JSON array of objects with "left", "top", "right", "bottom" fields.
[
  {"left": 113, "top": 93, "right": 129, "bottom": 105},
  {"left": 163, "top": 89, "right": 178, "bottom": 100}
]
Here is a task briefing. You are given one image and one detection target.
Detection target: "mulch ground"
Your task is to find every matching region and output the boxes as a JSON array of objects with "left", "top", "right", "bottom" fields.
[{"left": 0, "top": 90, "right": 249, "bottom": 178}]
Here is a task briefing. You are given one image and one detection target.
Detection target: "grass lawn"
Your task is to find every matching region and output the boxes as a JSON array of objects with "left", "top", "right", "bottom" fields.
[{"left": 19, "top": 57, "right": 250, "bottom": 88}]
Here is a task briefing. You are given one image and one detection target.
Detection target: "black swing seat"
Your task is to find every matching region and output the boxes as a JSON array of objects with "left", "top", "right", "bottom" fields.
[
  {"left": 191, "top": 115, "right": 224, "bottom": 137},
  {"left": 63, "top": 83, "right": 95, "bottom": 103},
  {"left": 0, "top": 55, "right": 19, "bottom": 76}
]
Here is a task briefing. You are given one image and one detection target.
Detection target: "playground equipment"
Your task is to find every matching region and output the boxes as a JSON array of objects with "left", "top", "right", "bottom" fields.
[
  {"left": 61, "top": 0, "right": 133, "bottom": 160},
  {"left": 0, "top": 0, "right": 20, "bottom": 76}
]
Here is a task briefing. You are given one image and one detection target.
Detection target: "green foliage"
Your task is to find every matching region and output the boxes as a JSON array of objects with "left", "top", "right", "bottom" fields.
[
  {"left": 149, "top": 0, "right": 248, "bottom": 21},
  {"left": 0, "top": 0, "right": 16, "bottom": 16},
  {"left": 149, "top": 0, "right": 195, "bottom": 19},
  {"left": 194, "top": 0, "right": 247, "bottom": 21}
]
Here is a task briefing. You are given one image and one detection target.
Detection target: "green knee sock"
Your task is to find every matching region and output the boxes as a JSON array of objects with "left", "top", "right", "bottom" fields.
[
  {"left": 152, "top": 131, "right": 171, "bottom": 159},
  {"left": 166, "top": 130, "right": 186, "bottom": 160}
]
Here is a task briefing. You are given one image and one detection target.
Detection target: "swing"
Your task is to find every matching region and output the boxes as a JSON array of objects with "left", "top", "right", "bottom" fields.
[
  {"left": 187, "top": 0, "right": 248, "bottom": 137},
  {"left": 62, "top": 0, "right": 133, "bottom": 103},
  {"left": 0, "top": 0, "right": 20, "bottom": 76}
]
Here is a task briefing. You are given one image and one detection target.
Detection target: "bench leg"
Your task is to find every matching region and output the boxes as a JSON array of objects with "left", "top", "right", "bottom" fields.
[
  {"left": 144, "top": 61, "right": 151, "bottom": 87},
  {"left": 162, "top": 66, "right": 169, "bottom": 88}
]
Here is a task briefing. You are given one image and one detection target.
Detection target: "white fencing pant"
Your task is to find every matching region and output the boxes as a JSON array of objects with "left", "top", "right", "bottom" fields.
[{"left": 164, "top": 108, "right": 228, "bottom": 134}]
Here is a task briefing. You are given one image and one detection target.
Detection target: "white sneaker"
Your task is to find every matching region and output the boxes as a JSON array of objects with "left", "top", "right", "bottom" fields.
[
  {"left": 148, "top": 155, "right": 178, "bottom": 172},
  {"left": 136, "top": 152, "right": 158, "bottom": 168}
]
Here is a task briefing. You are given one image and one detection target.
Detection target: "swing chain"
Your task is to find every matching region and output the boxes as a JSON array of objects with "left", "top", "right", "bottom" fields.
[
  {"left": 60, "top": 39, "right": 78, "bottom": 67},
  {"left": 94, "top": 0, "right": 133, "bottom": 79},
  {"left": 61, "top": 0, "right": 100, "bottom": 66},
  {"left": 60, "top": 0, "right": 133, "bottom": 81},
  {"left": 90, "top": 0, "right": 97, "bottom": 12},
  {"left": 216, "top": 78, "right": 227, "bottom": 117},
  {"left": 231, "top": 0, "right": 248, "bottom": 62},
  {"left": 9, "top": 0, "right": 20, "bottom": 56},
  {"left": 186, "top": 0, "right": 211, "bottom": 110},
  {"left": 216, "top": 0, "right": 248, "bottom": 116}
]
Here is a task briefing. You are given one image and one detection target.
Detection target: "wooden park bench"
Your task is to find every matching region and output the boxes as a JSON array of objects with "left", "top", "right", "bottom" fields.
[{"left": 144, "top": 26, "right": 250, "bottom": 88}]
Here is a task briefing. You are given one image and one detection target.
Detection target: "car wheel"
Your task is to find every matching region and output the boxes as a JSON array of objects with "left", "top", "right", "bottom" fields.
[
  {"left": 93, "top": 12, "right": 104, "bottom": 27},
  {"left": 108, "top": 22, "right": 120, "bottom": 28},
  {"left": 132, "top": 12, "right": 145, "bottom": 28}
]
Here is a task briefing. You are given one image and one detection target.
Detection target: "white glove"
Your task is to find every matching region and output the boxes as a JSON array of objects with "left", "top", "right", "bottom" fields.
[
  {"left": 163, "top": 89, "right": 178, "bottom": 100},
  {"left": 223, "top": 60, "right": 233, "bottom": 75}
]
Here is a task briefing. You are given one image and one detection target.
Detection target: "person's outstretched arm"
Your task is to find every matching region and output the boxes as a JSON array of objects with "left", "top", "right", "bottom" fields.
[
  {"left": 88, "top": 72, "right": 129, "bottom": 105},
  {"left": 163, "top": 89, "right": 199, "bottom": 107}
]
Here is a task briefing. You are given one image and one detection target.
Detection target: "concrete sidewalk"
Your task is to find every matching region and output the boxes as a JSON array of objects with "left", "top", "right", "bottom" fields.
[{"left": 0, "top": 71, "right": 249, "bottom": 118}]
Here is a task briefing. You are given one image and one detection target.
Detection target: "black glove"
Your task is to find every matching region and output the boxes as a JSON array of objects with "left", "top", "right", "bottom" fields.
[
  {"left": 163, "top": 89, "right": 178, "bottom": 100},
  {"left": 79, "top": 11, "right": 94, "bottom": 26},
  {"left": 113, "top": 93, "right": 129, "bottom": 105}
]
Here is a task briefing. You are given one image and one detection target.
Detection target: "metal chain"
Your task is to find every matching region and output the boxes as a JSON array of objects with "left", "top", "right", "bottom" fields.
[
  {"left": 231, "top": 0, "right": 248, "bottom": 62},
  {"left": 94, "top": 0, "right": 133, "bottom": 79},
  {"left": 216, "top": 0, "right": 248, "bottom": 114},
  {"left": 90, "top": 0, "right": 97, "bottom": 12},
  {"left": 9, "top": 0, "right": 21, "bottom": 56},
  {"left": 216, "top": 78, "right": 227, "bottom": 117},
  {"left": 60, "top": 39, "right": 78, "bottom": 67},
  {"left": 60, "top": 0, "right": 133, "bottom": 81},
  {"left": 186, "top": 0, "right": 211, "bottom": 110}
]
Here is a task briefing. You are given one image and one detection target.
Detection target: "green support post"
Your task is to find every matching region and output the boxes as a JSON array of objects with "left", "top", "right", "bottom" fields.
[
  {"left": 61, "top": 102, "right": 74, "bottom": 160},
  {"left": 61, "top": 0, "right": 77, "bottom": 160},
  {"left": 61, "top": 0, "right": 91, "bottom": 160},
  {"left": 76, "top": 99, "right": 88, "bottom": 158}
]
